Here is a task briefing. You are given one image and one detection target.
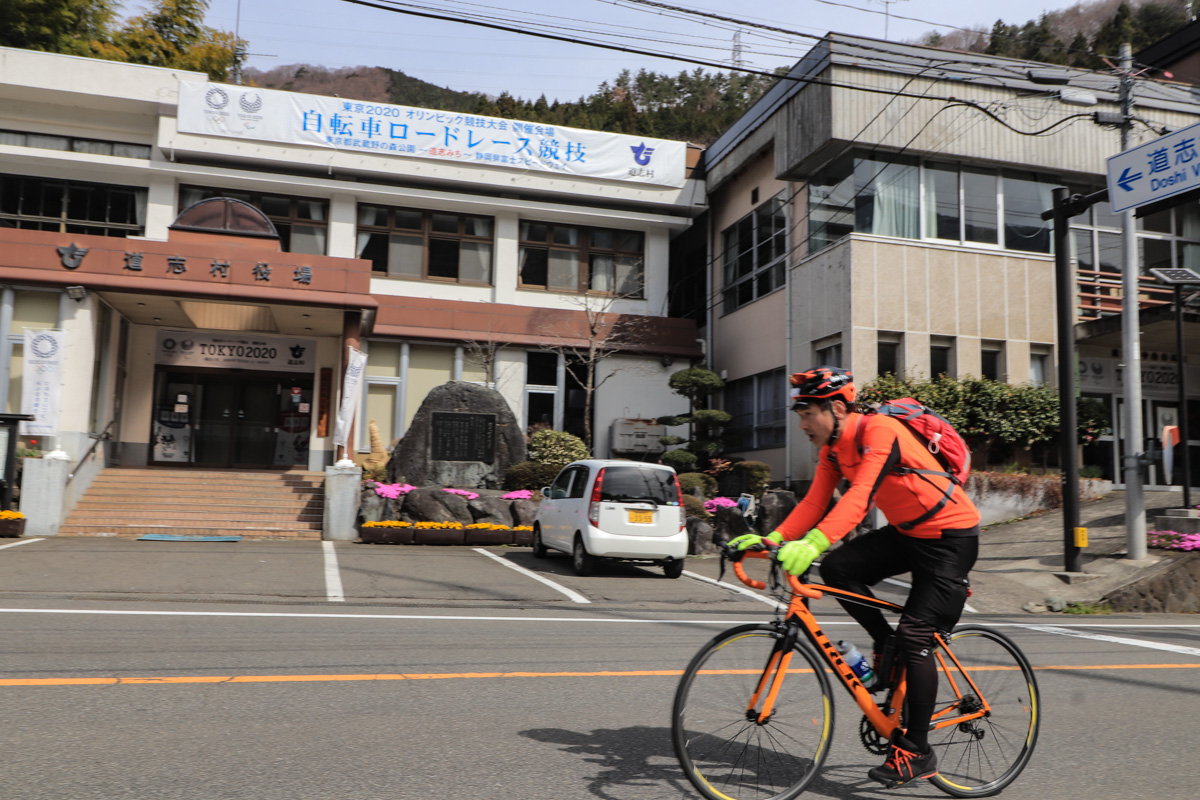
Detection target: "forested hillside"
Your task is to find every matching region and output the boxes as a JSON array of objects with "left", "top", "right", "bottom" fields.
[{"left": 243, "top": 0, "right": 1196, "bottom": 145}]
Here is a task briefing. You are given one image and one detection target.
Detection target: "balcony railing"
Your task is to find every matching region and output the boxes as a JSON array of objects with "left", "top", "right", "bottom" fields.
[{"left": 1076, "top": 268, "right": 1175, "bottom": 320}]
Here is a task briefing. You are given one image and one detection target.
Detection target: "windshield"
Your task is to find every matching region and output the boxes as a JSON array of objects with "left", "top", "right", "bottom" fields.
[{"left": 599, "top": 466, "right": 679, "bottom": 505}]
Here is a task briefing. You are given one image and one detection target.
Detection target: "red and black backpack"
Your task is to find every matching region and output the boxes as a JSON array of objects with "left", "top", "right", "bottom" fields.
[{"left": 853, "top": 398, "right": 971, "bottom": 530}]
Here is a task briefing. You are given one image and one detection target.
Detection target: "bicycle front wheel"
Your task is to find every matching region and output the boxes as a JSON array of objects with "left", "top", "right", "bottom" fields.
[
  {"left": 928, "top": 625, "right": 1041, "bottom": 798},
  {"left": 672, "top": 624, "right": 834, "bottom": 800}
]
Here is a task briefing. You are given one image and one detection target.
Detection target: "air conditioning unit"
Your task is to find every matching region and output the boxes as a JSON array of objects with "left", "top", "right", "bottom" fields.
[{"left": 610, "top": 418, "right": 666, "bottom": 455}]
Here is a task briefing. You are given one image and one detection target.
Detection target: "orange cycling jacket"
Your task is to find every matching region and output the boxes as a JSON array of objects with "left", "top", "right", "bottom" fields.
[{"left": 776, "top": 412, "right": 981, "bottom": 543}]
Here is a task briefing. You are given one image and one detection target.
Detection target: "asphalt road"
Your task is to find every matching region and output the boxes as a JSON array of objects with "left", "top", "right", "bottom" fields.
[{"left": 1, "top": 538, "right": 1198, "bottom": 800}]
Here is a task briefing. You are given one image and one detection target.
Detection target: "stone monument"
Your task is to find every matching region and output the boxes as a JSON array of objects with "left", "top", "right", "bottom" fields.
[{"left": 388, "top": 381, "right": 526, "bottom": 488}]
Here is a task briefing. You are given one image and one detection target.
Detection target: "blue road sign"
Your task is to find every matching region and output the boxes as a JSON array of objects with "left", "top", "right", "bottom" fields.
[{"left": 1106, "top": 120, "right": 1200, "bottom": 213}]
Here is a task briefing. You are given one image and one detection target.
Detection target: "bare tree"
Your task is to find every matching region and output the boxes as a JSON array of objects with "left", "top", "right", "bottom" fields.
[{"left": 534, "top": 291, "right": 656, "bottom": 454}]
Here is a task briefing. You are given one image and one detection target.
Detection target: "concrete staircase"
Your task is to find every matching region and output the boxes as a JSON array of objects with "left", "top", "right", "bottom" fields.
[{"left": 59, "top": 468, "right": 326, "bottom": 539}]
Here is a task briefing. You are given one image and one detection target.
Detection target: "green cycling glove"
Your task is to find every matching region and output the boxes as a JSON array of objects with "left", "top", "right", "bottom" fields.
[
  {"left": 778, "top": 529, "right": 831, "bottom": 576},
  {"left": 727, "top": 531, "right": 784, "bottom": 551}
]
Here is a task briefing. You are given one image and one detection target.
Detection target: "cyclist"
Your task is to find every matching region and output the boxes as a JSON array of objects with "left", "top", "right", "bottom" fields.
[{"left": 730, "top": 366, "right": 980, "bottom": 789}]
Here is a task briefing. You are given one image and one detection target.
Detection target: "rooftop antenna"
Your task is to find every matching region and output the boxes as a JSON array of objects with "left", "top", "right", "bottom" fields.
[{"left": 876, "top": 0, "right": 909, "bottom": 40}]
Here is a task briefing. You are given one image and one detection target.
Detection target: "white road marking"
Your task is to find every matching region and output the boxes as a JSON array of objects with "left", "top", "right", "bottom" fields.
[
  {"left": 321, "top": 541, "right": 345, "bottom": 602},
  {"left": 472, "top": 548, "right": 591, "bottom": 604},
  {"left": 1017, "top": 624, "right": 1200, "bottom": 656},
  {"left": 0, "top": 538, "right": 44, "bottom": 551},
  {"left": 0, "top": 608, "right": 1198, "bottom": 633},
  {"left": 683, "top": 570, "right": 786, "bottom": 609}
]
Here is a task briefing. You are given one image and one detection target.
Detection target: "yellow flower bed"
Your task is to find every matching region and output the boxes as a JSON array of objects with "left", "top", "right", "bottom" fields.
[
  {"left": 0, "top": 510, "right": 24, "bottom": 520},
  {"left": 362, "top": 520, "right": 532, "bottom": 531}
]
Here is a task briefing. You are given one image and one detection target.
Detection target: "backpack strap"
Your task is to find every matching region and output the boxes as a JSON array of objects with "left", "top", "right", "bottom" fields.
[{"left": 864, "top": 410, "right": 960, "bottom": 531}]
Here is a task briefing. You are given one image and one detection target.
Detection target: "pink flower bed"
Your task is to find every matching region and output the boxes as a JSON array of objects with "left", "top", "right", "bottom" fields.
[
  {"left": 374, "top": 483, "right": 415, "bottom": 499},
  {"left": 443, "top": 488, "right": 480, "bottom": 501},
  {"left": 704, "top": 497, "right": 739, "bottom": 514},
  {"left": 1147, "top": 530, "right": 1200, "bottom": 551},
  {"left": 502, "top": 490, "right": 534, "bottom": 500}
]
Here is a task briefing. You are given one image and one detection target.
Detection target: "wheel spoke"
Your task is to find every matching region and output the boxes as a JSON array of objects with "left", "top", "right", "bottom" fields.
[
  {"left": 673, "top": 627, "right": 833, "bottom": 800},
  {"left": 928, "top": 626, "right": 1039, "bottom": 797}
]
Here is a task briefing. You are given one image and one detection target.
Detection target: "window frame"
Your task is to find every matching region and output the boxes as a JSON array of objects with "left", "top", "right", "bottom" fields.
[
  {"left": 0, "top": 174, "right": 146, "bottom": 237},
  {"left": 721, "top": 193, "right": 788, "bottom": 314},
  {"left": 358, "top": 204, "right": 495, "bottom": 285},
  {"left": 724, "top": 367, "right": 787, "bottom": 451},
  {"left": 518, "top": 221, "right": 645, "bottom": 297},
  {"left": 181, "top": 185, "right": 329, "bottom": 255}
]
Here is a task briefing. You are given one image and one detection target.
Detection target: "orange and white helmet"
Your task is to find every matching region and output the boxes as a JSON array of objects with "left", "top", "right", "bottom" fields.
[{"left": 789, "top": 367, "right": 856, "bottom": 410}]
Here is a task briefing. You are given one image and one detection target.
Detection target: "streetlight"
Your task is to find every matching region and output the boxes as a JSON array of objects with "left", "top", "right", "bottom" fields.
[{"left": 1148, "top": 266, "right": 1199, "bottom": 509}]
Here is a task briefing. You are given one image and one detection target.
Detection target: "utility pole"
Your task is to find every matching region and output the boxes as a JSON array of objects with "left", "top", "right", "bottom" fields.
[{"left": 1119, "top": 43, "right": 1148, "bottom": 560}]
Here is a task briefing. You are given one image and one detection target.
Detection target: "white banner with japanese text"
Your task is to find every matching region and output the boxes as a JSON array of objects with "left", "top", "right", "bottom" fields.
[
  {"left": 177, "top": 81, "right": 687, "bottom": 188},
  {"left": 20, "top": 329, "right": 62, "bottom": 437},
  {"left": 155, "top": 330, "right": 316, "bottom": 373},
  {"left": 333, "top": 346, "right": 367, "bottom": 448}
]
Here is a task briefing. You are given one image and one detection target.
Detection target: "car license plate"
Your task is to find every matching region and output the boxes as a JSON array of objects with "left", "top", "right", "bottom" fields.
[{"left": 627, "top": 509, "right": 653, "bottom": 524}]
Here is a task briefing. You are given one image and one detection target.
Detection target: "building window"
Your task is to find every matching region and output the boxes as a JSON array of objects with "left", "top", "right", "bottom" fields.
[
  {"left": 358, "top": 205, "right": 493, "bottom": 284},
  {"left": 525, "top": 351, "right": 559, "bottom": 434},
  {"left": 815, "top": 341, "right": 843, "bottom": 369},
  {"left": 0, "top": 175, "right": 146, "bottom": 236},
  {"left": 181, "top": 187, "right": 328, "bottom": 254},
  {"left": 1030, "top": 349, "right": 1051, "bottom": 386},
  {"left": 0, "top": 129, "right": 151, "bottom": 160},
  {"left": 981, "top": 341, "right": 1004, "bottom": 381},
  {"left": 725, "top": 368, "right": 787, "bottom": 451},
  {"left": 1071, "top": 199, "right": 1200, "bottom": 319},
  {"left": 877, "top": 333, "right": 901, "bottom": 377},
  {"left": 518, "top": 222, "right": 643, "bottom": 296},
  {"left": 930, "top": 338, "right": 954, "bottom": 378},
  {"left": 808, "top": 153, "right": 1054, "bottom": 256},
  {"left": 722, "top": 193, "right": 787, "bottom": 313}
]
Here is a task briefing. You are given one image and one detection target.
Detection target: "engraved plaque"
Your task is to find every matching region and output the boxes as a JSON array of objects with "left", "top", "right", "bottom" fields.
[{"left": 431, "top": 412, "right": 496, "bottom": 462}]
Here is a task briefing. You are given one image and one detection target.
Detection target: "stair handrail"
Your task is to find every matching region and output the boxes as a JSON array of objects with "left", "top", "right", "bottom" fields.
[{"left": 67, "top": 419, "right": 115, "bottom": 484}]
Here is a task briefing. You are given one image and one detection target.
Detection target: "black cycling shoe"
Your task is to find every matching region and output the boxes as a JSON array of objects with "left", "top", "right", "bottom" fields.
[{"left": 868, "top": 735, "right": 938, "bottom": 788}]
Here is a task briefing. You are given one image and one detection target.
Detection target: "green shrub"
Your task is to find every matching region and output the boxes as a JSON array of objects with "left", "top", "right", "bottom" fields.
[
  {"left": 678, "top": 471, "right": 718, "bottom": 498},
  {"left": 502, "top": 460, "right": 564, "bottom": 491},
  {"left": 682, "top": 494, "right": 710, "bottom": 519},
  {"left": 660, "top": 448, "right": 698, "bottom": 472},
  {"left": 528, "top": 429, "right": 588, "bottom": 466},
  {"left": 1080, "top": 465, "right": 1104, "bottom": 479},
  {"left": 734, "top": 460, "right": 772, "bottom": 498}
]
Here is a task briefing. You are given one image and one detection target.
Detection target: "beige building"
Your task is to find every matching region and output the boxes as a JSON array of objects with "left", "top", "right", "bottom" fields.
[{"left": 703, "top": 34, "right": 1200, "bottom": 488}]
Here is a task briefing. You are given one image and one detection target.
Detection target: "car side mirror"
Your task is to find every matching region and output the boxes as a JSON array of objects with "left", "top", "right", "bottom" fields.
[{"left": 541, "top": 487, "right": 551, "bottom": 498}]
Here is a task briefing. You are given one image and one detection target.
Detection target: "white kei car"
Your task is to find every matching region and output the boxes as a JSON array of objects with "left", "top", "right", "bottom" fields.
[{"left": 532, "top": 459, "right": 689, "bottom": 578}]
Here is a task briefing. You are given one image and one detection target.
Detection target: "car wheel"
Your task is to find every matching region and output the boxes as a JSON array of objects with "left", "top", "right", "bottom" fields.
[
  {"left": 532, "top": 527, "right": 548, "bottom": 558},
  {"left": 663, "top": 559, "right": 684, "bottom": 579},
  {"left": 572, "top": 537, "right": 595, "bottom": 577}
]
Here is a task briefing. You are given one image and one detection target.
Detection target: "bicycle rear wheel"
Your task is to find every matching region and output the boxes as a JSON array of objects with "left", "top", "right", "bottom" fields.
[
  {"left": 672, "top": 624, "right": 834, "bottom": 800},
  {"left": 928, "top": 625, "right": 1040, "bottom": 798}
]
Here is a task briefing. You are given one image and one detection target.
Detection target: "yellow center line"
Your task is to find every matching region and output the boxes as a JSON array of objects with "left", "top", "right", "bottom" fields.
[{"left": 3, "top": 663, "right": 1200, "bottom": 687}]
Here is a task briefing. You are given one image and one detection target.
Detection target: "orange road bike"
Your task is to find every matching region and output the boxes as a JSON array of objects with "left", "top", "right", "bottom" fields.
[{"left": 672, "top": 547, "right": 1040, "bottom": 799}]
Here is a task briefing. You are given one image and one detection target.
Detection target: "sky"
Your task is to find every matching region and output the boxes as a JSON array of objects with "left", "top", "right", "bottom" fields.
[{"left": 126, "top": 0, "right": 1085, "bottom": 102}]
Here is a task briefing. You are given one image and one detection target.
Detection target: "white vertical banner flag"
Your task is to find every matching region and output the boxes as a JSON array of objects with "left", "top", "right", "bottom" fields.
[
  {"left": 332, "top": 346, "right": 367, "bottom": 449},
  {"left": 20, "top": 329, "right": 63, "bottom": 437}
]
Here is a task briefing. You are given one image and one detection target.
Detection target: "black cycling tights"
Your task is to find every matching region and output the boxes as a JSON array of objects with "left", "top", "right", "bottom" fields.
[{"left": 818, "top": 527, "right": 978, "bottom": 752}]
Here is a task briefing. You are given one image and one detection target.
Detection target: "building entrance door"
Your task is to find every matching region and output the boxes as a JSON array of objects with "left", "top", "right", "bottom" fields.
[{"left": 152, "top": 370, "right": 314, "bottom": 468}]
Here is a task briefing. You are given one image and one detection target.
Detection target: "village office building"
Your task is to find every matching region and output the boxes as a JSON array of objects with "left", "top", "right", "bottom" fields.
[
  {"left": 0, "top": 47, "right": 701, "bottom": 521},
  {"left": 702, "top": 33, "right": 1200, "bottom": 490}
]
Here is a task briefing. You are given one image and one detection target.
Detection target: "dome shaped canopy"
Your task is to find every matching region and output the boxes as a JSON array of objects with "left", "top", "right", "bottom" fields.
[{"left": 170, "top": 197, "right": 279, "bottom": 239}]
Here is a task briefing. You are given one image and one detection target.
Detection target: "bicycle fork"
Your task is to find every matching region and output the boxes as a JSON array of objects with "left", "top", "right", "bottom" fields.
[{"left": 745, "top": 624, "right": 800, "bottom": 725}]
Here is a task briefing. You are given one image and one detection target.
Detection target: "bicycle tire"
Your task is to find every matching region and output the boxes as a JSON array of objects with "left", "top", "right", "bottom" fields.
[
  {"left": 928, "top": 625, "right": 1040, "bottom": 798},
  {"left": 672, "top": 624, "right": 834, "bottom": 800}
]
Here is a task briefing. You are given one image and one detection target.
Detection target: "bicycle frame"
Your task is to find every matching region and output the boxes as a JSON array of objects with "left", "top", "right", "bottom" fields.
[{"left": 730, "top": 551, "right": 993, "bottom": 741}]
